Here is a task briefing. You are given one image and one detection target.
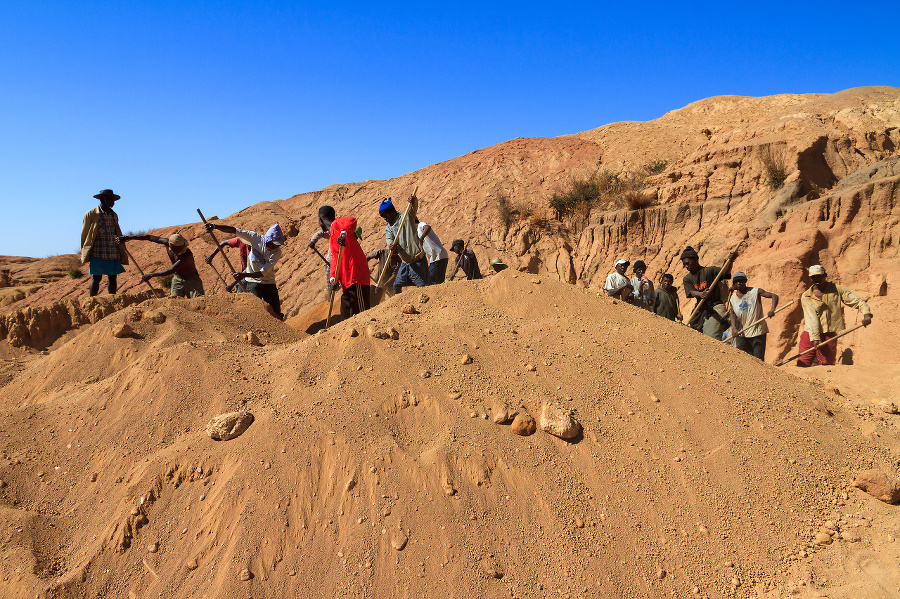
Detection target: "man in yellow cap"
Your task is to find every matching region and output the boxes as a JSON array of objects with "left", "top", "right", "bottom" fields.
[
  {"left": 797, "top": 264, "right": 872, "bottom": 366},
  {"left": 117, "top": 233, "right": 205, "bottom": 298}
]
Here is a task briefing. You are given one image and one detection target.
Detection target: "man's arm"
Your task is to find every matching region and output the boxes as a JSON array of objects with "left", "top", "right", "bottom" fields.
[
  {"left": 118, "top": 234, "right": 168, "bottom": 245},
  {"left": 205, "top": 223, "right": 238, "bottom": 235},
  {"left": 758, "top": 289, "right": 779, "bottom": 318},
  {"left": 205, "top": 239, "right": 231, "bottom": 264},
  {"left": 418, "top": 224, "right": 431, "bottom": 244},
  {"left": 837, "top": 286, "right": 873, "bottom": 326}
]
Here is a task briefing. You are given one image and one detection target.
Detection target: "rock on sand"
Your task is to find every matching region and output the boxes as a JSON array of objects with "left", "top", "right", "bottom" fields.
[
  {"left": 206, "top": 411, "right": 255, "bottom": 441},
  {"left": 510, "top": 413, "right": 536, "bottom": 436},
  {"left": 539, "top": 403, "right": 582, "bottom": 439},
  {"left": 852, "top": 469, "right": 900, "bottom": 503}
]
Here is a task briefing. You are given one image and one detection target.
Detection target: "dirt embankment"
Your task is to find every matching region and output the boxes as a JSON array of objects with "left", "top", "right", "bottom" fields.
[
  {"left": 0, "top": 274, "right": 898, "bottom": 598},
  {"left": 3, "top": 87, "right": 898, "bottom": 367}
]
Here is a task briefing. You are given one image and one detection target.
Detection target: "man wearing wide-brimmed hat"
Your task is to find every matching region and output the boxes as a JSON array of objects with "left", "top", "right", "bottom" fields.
[
  {"left": 117, "top": 232, "right": 205, "bottom": 298},
  {"left": 81, "top": 189, "right": 129, "bottom": 296},
  {"left": 797, "top": 264, "right": 872, "bottom": 367}
]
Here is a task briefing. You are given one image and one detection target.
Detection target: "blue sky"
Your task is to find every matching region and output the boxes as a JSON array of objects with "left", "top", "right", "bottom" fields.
[{"left": 2, "top": 1, "right": 897, "bottom": 257}]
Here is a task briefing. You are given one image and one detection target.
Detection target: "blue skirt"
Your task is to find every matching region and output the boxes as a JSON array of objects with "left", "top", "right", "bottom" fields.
[{"left": 88, "top": 258, "right": 125, "bottom": 276}]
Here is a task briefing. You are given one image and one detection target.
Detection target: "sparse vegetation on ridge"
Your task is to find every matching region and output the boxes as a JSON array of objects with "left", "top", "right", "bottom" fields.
[{"left": 760, "top": 145, "right": 789, "bottom": 189}]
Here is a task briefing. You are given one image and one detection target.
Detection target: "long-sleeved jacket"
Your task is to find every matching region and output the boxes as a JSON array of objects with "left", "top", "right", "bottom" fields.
[
  {"left": 801, "top": 281, "right": 871, "bottom": 341},
  {"left": 80, "top": 206, "right": 129, "bottom": 265}
]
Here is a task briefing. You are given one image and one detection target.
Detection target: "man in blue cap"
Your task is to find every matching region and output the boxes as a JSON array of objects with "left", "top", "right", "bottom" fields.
[
  {"left": 204, "top": 221, "right": 286, "bottom": 319},
  {"left": 378, "top": 196, "right": 430, "bottom": 293},
  {"left": 80, "top": 189, "right": 129, "bottom": 296}
]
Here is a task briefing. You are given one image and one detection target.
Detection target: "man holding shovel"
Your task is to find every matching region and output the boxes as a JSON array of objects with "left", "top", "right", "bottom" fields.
[
  {"left": 205, "top": 237, "right": 250, "bottom": 292},
  {"left": 319, "top": 207, "right": 371, "bottom": 319},
  {"left": 681, "top": 246, "right": 738, "bottom": 338},
  {"left": 379, "top": 196, "right": 430, "bottom": 293},
  {"left": 728, "top": 272, "right": 778, "bottom": 360},
  {"left": 117, "top": 233, "right": 205, "bottom": 298},
  {"left": 204, "top": 221, "right": 286, "bottom": 319},
  {"left": 796, "top": 265, "right": 872, "bottom": 367}
]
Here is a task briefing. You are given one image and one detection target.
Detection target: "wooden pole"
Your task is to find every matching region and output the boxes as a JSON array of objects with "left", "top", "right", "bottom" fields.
[
  {"left": 376, "top": 185, "right": 417, "bottom": 289},
  {"left": 119, "top": 244, "right": 156, "bottom": 293},
  {"left": 196, "top": 209, "right": 246, "bottom": 292},
  {"left": 725, "top": 299, "right": 795, "bottom": 342},
  {"left": 686, "top": 241, "right": 743, "bottom": 325},
  {"left": 775, "top": 323, "right": 866, "bottom": 367}
]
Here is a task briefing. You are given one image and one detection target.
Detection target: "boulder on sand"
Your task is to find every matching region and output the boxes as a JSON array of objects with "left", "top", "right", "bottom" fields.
[
  {"left": 510, "top": 413, "right": 536, "bottom": 436},
  {"left": 539, "top": 403, "right": 582, "bottom": 439},
  {"left": 206, "top": 411, "right": 255, "bottom": 441},
  {"left": 852, "top": 469, "right": 900, "bottom": 503}
]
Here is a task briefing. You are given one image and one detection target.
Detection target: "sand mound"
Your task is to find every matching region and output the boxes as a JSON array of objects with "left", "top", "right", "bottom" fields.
[{"left": 0, "top": 273, "right": 896, "bottom": 598}]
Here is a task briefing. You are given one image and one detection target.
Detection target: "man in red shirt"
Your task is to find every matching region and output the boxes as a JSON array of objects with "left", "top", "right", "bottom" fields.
[{"left": 318, "top": 206, "right": 371, "bottom": 319}]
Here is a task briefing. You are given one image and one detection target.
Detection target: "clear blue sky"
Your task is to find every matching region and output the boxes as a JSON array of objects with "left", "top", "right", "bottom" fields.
[{"left": 2, "top": 1, "right": 897, "bottom": 257}]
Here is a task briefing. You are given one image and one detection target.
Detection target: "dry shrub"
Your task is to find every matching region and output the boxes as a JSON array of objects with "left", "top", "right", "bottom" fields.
[
  {"left": 497, "top": 193, "right": 534, "bottom": 229},
  {"left": 623, "top": 190, "right": 653, "bottom": 210},
  {"left": 643, "top": 159, "right": 668, "bottom": 175},
  {"left": 759, "top": 145, "right": 789, "bottom": 189},
  {"left": 67, "top": 267, "right": 84, "bottom": 279}
]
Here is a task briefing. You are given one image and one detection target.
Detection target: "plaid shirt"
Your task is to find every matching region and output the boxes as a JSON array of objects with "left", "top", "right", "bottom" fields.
[{"left": 91, "top": 210, "right": 121, "bottom": 261}]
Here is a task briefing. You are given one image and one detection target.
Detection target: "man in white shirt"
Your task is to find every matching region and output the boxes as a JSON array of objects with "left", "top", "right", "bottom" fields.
[
  {"left": 204, "top": 221, "right": 285, "bottom": 319},
  {"left": 604, "top": 259, "right": 634, "bottom": 302},
  {"left": 728, "top": 271, "right": 779, "bottom": 360},
  {"left": 416, "top": 218, "right": 449, "bottom": 286}
]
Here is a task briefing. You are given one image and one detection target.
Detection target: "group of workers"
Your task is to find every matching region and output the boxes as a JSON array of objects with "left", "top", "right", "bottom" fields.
[
  {"left": 81, "top": 189, "right": 874, "bottom": 367},
  {"left": 603, "top": 245, "right": 874, "bottom": 366},
  {"left": 79, "top": 190, "right": 504, "bottom": 323}
]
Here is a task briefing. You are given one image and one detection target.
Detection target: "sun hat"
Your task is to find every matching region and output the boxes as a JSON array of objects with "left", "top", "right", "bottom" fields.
[
  {"left": 615, "top": 259, "right": 630, "bottom": 267},
  {"left": 490, "top": 258, "right": 507, "bottom": 271},
  {"left": 450, "top": 239, "right": 464, "bottom": 251},
  {"left": 732, "top": 271, "right": 748, "bottom": 281},
  {"left": 167, "top": 233, "right": 188, "bottom": 248},
  {"left": 808, "top": 265, "right": 826, "bottom": 276},
  {"left": 94, "top": 189, "right": 120, "bottom": 200}
]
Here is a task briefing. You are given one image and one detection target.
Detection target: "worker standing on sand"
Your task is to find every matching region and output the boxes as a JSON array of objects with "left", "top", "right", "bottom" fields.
[
  {"left": 81, "top": 189, "right": 128, "bottom": 297},
  {"left": 653, "top": 274, "right": 681, "bottom": 321},
  {"left": 681, "top": 246, "right": 737, "bottom": 338},
  {"left": 449, "top": 240, "right": 482, "bottom": 280},
  {"left": 309, "top": 207, "right": 333, "bottom": 288},
  {"left": 204, "top": 221, "right": 285, "bottom": 319},
  {"left": 415, "top": 218, "right": 449, "bottom": 285},
  {"left": 368, "top": 248, "right": 400, "bottom": 304},
  {"left": 604, "top": 259, "right": 634, "bottom": 302},
  {"left": 117, "top": 233, "right": 205, "bottom": 298},
  {"left": 379, "top": 196, "right": 430, "bottom": 293},
  {"left": 319, "top": 207, "right": 371, "bottom": 318},
  {"left": 205, "top": 236, "right": 250, "bottom": 292},
  {"left": 728, "top": 272, "right": 778, "bottom": 360},
  {"left": 630, "top": 260, "right": 654, "bottom": 309},
  {"left": 796, "top": 265, "right": 872, "bottom": 367}
]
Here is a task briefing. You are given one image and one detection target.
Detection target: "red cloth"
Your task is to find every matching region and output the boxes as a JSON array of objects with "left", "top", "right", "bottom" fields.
[
  {"left": 796, "top": 331, "right": 837, "bottom": 367},
  {"left": 329, "top": 216, "right": 368, "bottom": 290},
  {"left": 226, "top": 237, "right": 250, "bottom": 271}
]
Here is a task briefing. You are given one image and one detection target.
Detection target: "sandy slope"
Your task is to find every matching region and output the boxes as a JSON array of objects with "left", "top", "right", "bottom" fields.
[{"left": 0, "top": 275, "right": 897, "bottom": 598}]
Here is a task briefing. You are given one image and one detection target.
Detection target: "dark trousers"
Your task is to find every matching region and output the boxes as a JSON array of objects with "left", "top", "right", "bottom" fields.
[
  {"left": 246, "top": 282, "right": 283, "bottom": 320},
  {"left": 341, "top": 284, "right": 371, "bottom": 319},
  {"left": 736, "top": 334, "right": 766, "bottom": 360}
]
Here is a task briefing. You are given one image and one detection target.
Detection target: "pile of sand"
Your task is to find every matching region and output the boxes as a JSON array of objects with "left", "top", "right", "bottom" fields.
[{"left": 1, "top": 275, "right": 897, "bottom": 598}]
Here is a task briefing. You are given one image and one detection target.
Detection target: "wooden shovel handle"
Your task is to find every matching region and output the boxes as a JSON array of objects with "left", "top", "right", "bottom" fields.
[{"left": 197, "top": 209, "right": 246, "bottom": 292}]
